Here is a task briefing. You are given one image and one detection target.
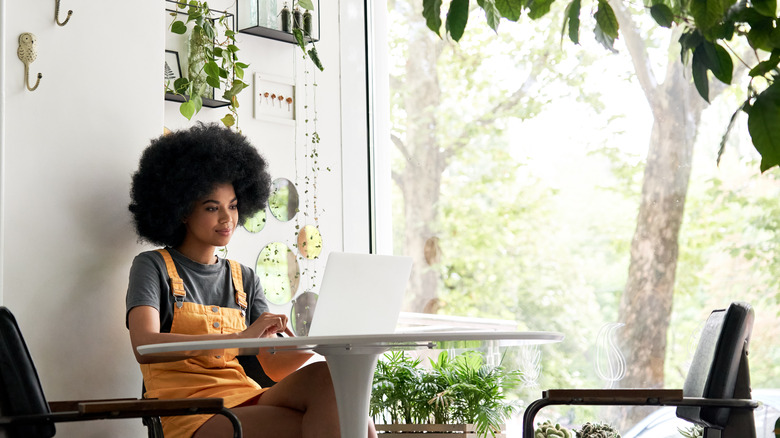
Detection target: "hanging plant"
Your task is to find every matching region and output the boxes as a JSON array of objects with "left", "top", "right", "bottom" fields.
[
  {"left": 167, "top": 1, "right": 249, "bottom": 128},
  {"left": 291, "top": 0, "right": 323, "bottom": 71}
]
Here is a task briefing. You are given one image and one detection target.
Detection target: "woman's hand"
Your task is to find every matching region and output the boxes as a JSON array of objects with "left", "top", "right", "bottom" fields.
[{"left": 243, "top": 312, "right": 295, "bottom": 339}]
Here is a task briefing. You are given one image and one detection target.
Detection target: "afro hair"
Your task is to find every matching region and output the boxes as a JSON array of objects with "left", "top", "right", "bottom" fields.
[{"left": 129, "top": 123, "right": 272, "bottom": 247}]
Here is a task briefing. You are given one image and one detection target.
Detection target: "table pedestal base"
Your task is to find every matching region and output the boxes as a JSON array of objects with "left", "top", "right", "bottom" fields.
[{"left": 317, "top": 346, "right": 387, "bottom": 438}]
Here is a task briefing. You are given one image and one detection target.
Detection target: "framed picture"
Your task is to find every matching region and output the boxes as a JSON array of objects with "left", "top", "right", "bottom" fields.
[
  {"left": 254, "top": 72, "right": 295, "bottom": 124},
  {"left": 164, "top": 50, "right": 181, "bottom": 91}
]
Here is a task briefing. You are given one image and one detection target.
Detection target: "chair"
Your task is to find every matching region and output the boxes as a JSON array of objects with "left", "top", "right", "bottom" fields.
[
  {"left": 522, "top": 302, "right": 758, "bottom": 438},
  {"left": 0, "top": 306, "right": 242, "bottom": 438}
]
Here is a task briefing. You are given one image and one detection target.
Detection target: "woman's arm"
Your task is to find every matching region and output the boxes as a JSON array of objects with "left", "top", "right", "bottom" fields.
[
  {"left": 128, "top": 306, "right": 242, "bottom": 364},
  {"left": 128, "top": 306, "right": 294, "bottom": 364},
  {"left": 255, "top": 340, "right": 315, "bottom": 382}
]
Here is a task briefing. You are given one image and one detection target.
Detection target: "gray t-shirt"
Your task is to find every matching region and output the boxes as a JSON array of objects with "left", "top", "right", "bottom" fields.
[{"left": 126, "top": 248, "right": 270, "bottom": 332}]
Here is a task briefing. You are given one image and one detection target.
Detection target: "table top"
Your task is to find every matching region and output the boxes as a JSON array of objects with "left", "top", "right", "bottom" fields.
[{"left": 137, "top": 331, "right": 564, "bottom": 357}]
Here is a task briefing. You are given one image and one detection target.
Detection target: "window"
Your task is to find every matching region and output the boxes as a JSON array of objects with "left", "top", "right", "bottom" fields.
[{"left": 369, "top": 0, "right": 780, "bottom": 432}]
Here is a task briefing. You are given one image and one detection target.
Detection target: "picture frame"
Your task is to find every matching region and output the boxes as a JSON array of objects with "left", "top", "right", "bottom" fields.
[
  {"left": 254, "top": 72, "right": 295, "bottom": 125},
  {"left": 164, "top": 50, "right": 182, "bottom": 91}
]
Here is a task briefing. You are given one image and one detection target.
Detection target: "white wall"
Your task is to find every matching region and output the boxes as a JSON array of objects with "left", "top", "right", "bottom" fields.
[{"left": 0, "top": 1, "right": 369, "bottom": 436}]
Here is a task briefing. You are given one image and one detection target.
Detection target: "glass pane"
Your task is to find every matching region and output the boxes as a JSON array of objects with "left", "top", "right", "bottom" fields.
[{"left": 374, "top": 0, "right": 780, "bottom": 434}]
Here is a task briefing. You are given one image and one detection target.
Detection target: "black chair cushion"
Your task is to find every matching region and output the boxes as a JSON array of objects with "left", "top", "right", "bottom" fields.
[{"left": 677, "top": 302, "right": 754, "bottom": 428}]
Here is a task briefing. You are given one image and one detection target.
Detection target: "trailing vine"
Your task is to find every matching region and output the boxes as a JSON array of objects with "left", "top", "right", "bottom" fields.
[{"left": 167, "top": 0, "right": 249, "bottom": 128}]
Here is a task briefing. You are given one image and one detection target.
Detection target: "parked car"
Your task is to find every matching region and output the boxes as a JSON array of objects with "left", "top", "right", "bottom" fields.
[{"left": 624, "top": 390, "right": 780, "bottom": 438}]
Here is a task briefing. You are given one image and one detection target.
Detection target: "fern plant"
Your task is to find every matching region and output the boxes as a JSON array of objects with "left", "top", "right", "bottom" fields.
[{"left": 371, "top": 350, "right": 522, "bottom": 438}]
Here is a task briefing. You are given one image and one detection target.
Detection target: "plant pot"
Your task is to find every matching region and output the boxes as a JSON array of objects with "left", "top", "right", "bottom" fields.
[{"left": 375, "top": 423, "right": 506, "bottom": 437}]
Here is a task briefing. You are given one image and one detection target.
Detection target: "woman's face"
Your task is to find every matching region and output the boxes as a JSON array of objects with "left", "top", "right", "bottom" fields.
[{"left": 182, "top": 183, "right": 238, "bottom": 250}]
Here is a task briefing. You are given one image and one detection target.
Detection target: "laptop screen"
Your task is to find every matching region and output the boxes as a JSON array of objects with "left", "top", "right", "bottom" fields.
[{"left": 305, "top": 252, "right": 413, "bottom": 337}]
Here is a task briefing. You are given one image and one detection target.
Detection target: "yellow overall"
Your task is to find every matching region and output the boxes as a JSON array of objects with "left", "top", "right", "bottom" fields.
[{"left": 141, "top": 249, "right": 267, "bottom": 438}]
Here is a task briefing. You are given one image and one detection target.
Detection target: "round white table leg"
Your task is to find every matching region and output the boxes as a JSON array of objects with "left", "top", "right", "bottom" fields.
[{"left": 320, "top": 349, "right": 383, "bottom": 438}]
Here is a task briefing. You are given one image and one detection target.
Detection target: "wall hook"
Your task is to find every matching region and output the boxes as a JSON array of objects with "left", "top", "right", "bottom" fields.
[
  {"left": 55, "top": 0, "right": 73, "bottom": 26},
  {"left": 18, "top": 33, "right": 42, "bottom": 92}
]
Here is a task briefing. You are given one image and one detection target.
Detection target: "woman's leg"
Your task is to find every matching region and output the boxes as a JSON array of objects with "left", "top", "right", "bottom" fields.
[
  {"left": 193, "top": 405, "right": 303, "bottom": 438},
  {"left": 194, "top": 361, "right": 377, "bottom": 438}
]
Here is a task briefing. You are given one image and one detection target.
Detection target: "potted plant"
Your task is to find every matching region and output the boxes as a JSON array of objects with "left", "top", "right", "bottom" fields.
[
  {"left": 290, "top": 0, "right": 323, "bottom": 71},
  {"left": 167, "top": 0, "right": 249, "bottom": 128},
  {"left": 371, "top": 350, "right": 522, "bottom": 438}
]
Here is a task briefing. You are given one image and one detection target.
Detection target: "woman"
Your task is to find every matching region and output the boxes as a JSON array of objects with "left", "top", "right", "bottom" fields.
[{"left": 126, "top": 124, "right": 370, "bottom": 438}]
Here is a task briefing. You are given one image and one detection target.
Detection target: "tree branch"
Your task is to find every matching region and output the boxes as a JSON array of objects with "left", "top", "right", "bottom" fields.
[
  {"left": 391, "top": 133, "right": 412, "bottom": 162},
  {"left": 443, "top": 51, "right": 551, "bottom": 162},
  {"left": 609, "top": 0, "right": 659, "bottom": 107}
]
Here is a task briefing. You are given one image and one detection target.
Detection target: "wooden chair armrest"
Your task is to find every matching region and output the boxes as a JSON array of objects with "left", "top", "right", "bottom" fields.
[
  {"left": 77, "top": 398, "right": 225, "bottom": 418},
  {"left": 48, "top": 398, "right": 138, "bottom": 413},
  {"left": 544, "top": 389, "right": 684, "bottom": 404}
]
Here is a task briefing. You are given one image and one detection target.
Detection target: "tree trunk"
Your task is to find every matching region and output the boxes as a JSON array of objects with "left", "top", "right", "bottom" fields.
[
  {"left": 398, "top": 9, "right": 446, "bottom": 312},
  {"left": 614, "top": 58, "right": 708, "bottom": 430}
]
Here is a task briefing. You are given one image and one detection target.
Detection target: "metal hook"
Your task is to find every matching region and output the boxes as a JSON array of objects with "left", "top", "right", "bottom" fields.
[
  {"left": 55, "top": 0, "right": 73, "bottom": 26},
  {"left": 17, "top": 33, "right": 42, "bottom": 92}
]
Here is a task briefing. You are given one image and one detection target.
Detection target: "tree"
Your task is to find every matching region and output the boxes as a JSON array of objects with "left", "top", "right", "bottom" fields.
[
  {"left": 389, "top": 1, "right": 589, "bottom": 311},
  {"left": 419, "top": 0, "right": 769, "bottom": 428},
  {"left": 423, "top": 0, "right": 780, "bottom": 171}
]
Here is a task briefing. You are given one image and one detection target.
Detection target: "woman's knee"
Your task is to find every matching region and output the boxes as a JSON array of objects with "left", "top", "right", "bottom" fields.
[{"left": 300, "top": 361, "right": 334, "bottom": 392}]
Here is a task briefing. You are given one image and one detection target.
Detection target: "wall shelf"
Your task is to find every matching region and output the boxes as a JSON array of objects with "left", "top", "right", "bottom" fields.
[
  {"left": 236, "top": 0, "right": 320, "bottom": 43},
  {"left": 165, "top": 93, "right": 230, "bottom": 108},
  {"left": 239, "top": 26, "right": 317, "bottom": 44}
]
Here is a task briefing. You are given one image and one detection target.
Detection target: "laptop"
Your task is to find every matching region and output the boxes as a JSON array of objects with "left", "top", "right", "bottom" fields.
[{"left": 306, "top": 252, "right": 413, "bottom": 337}]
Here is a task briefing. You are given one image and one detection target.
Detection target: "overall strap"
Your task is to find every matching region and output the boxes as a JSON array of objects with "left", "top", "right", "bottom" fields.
[
  {"left": 156, "top": 249, "right": 186, "bottom": 306},
  {"left": 228, "top": 259, "right": 248, "bottom": 314}
]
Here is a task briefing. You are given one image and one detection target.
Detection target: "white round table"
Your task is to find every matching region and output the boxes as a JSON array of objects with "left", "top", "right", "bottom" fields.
[{"left": 138, "top": 331, "right": 564, "bottom": 438}]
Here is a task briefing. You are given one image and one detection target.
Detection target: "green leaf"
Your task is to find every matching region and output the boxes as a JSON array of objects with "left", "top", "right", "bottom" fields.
[
  {"left": 594, "top": 1, "right": 619, "bottom": 38},
  {"left": 191, "top": 92, "right": 203, "bottom": 113},
  {"left": 594, "top": 22, "right": 618, "bottom": 52},
  {"left": 221, "top": 113, "right": 236, "bottom": 127},
  {"left": 706, "top": 42, "right": 733, "bottom": 84},
  {"left": 235, "top": 62, "right": 250, "bottom": 69},
  {"left": 308, "top": 47, "right": 324, "bottom": 71},
  {"left": 562, "top": 0, "right": 581, "bottom": 44},
  {"left": 204, "top": 60, "right": 220, "bottom": 78},
  {"left": 748, "top": 54, "right": 780, "bottom": 77},
  {"left": 235, "top": 64, "right": 244, "bottom": 79},
  {"left": 495, "top": 0, "right": 523, "bottom": 21},
  {"left": 477, "top": 0, "right": 502, "bottom": 32},
  {"left": 446, "top": 0, "right": 470, "bottom": 41},
  {"left": 227, "top": 44, "right": 239, "bottom": 52},
  {"left": 206, "top": 75, "right": 220, "bottom": 89},
  {"left": 692, "top": 45, "right": 711, "bottom": 102},
  {"left": 293, "top": 28, "right": 307, "bottom": 52},
  {"left": 213, "top": 47, "right": 223, "bottom": 57},
  {"left": 202, "top": 22, "right": 215, "bottom": 40},
  {"left": 747, "top": 84, "right": 780, "bottom": 171},
  {"left": 690, "top": 0, "right": 725, "bottom": 33},
  {"left": 173, "top": 77, "right": 190, "bottom": 95},
  {"left": 527, "top": 0, "right": 555, "bottom": 19},
  {"left": 180, "top": 100, "right": 196, "bottom": 120},
  {"left": 678, "top": 30, "right": 702, "bottom": 65},
  {"left": 423, "top": 0, "right": 444, "bottom": 36},
  {"left": 747, "top": 19, "right": 774, "bottom": 51},
  {"left": 752, "top": 0, "right": 777, "bottom": 17},
  {"left": 171, "top": 20, "right": 188, "bottom": 34},
  {"left": 297, "top": 0, "right": 315, "bottom": 10},
  {"left": 650, "top": 3, "right": 675, "bottom": 28}
]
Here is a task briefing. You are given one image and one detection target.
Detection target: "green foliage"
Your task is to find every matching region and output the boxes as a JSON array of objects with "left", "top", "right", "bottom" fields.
[
  {"left": 167, "top": 1, "right": 247, "bottom": 128},
  {"left": 292, "top": 26, "right": 324, "bottom": 72},
  {"left": 421, "top": 0, "right": 780, "bottom": 172},
  {"left": 370, "top": 350, "right": 522, "bottom": 437}
]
